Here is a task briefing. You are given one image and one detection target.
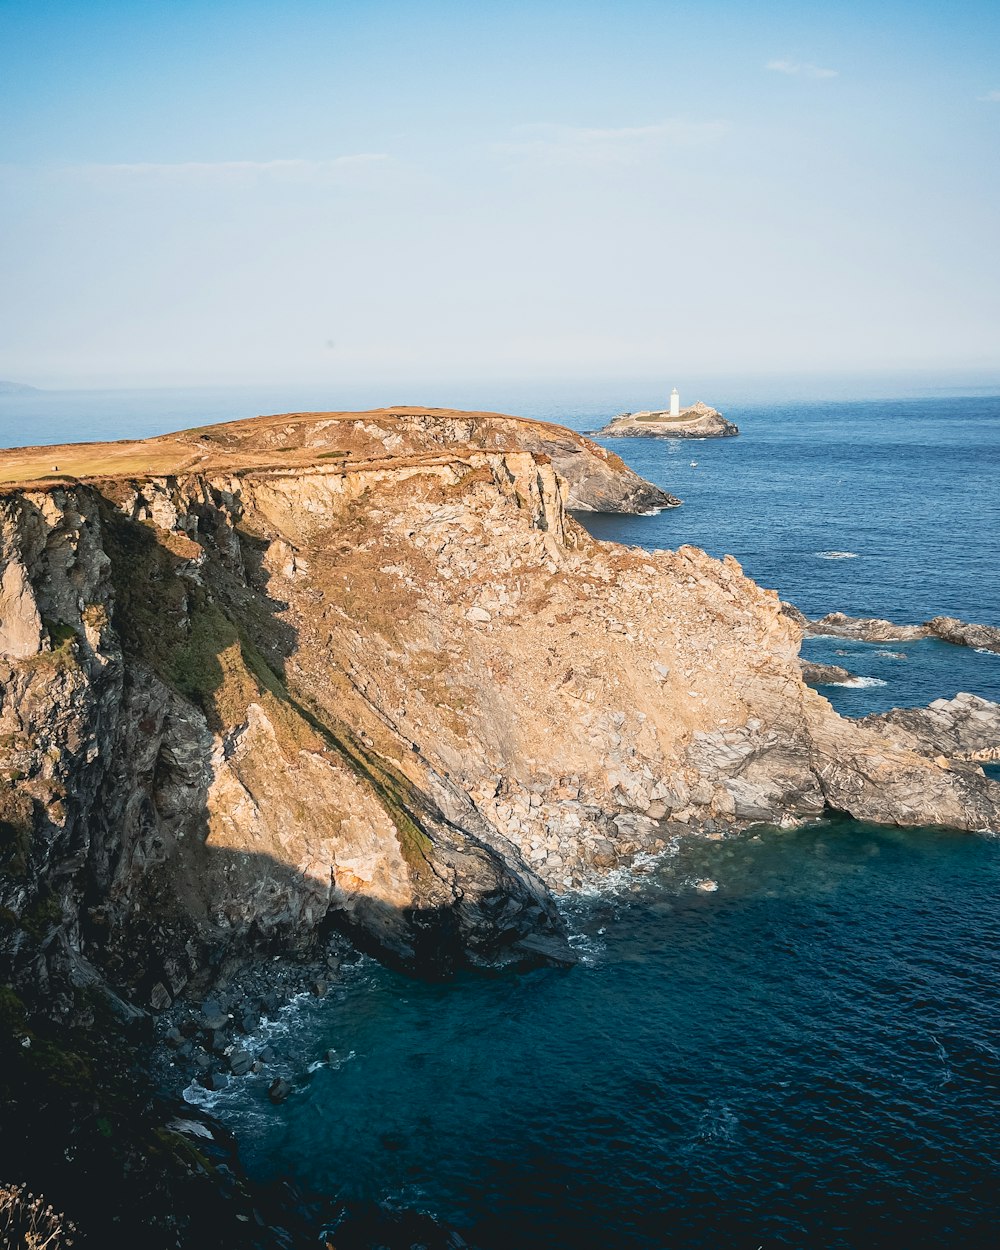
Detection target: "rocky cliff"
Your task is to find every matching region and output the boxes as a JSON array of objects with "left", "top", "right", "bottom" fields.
[
  {"left": 2, "top": 414, "right": 998, "bottom": 1025},
  {"left": 3, "top": 409, "right": 1000, "bottom": 1245}
]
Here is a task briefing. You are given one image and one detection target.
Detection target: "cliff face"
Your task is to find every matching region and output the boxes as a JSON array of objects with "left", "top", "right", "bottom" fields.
[
  {"left": 0, "top": 406, "right": 680, "bottom": 514},
  {"left": 2, "top": 419, "right": 999, "bottom": 1023}
]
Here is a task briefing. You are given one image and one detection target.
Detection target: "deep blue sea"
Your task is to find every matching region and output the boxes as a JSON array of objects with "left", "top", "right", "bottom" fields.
[{"left": 3, "top": 384, "right": 999, "bottom": 1248}]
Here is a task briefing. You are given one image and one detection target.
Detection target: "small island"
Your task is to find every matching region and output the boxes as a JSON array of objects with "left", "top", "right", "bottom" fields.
[{"left": 594, "top": 388, "right": 739, "bottom": 439}]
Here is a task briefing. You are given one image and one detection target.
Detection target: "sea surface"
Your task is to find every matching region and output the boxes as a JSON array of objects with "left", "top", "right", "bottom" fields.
[{"left": 3, "top": 384, "right": 999, "bottom": 1247}]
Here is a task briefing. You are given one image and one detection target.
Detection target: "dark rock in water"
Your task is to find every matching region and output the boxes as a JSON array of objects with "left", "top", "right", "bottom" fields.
[
  {"left": 198, "top": 1000, "right": 230, "bottom": 1031},
  {"left": 237, "top": 1007, "right": 260, "bottom": 1033},
  {"left": 926, "top": 616, "right": 1000, "bottom": 654},
  {"left": 800, "top": 659, "right": 859, "bottom": 686},
  {"left": 208, "top": 1029, "right": 230, "bottom": 1055},
  {"left": 310, "top": 978, "right": 328, "bottom": 998},
  {"left": 260, "top": 991, "right": 282, "bottom": 1016},
  {"left": 512, "top": 932, "right": 579, "bottom": 967},
  {"left": 783, "top": 603, "right": 1000, "bottom": 655},
  {"left": 324, "top": 1049, "right": 338, "bottom": 1065},
  {"left": 268, "top": 1076, "right": 292, "bottom": 1104},
  {"left": 193, "top": 1046, "right": 212, "bottom": 1071},
  {"left": 228, "top": 1048, "right": 253, "bottom": 1076},
  {"left": 163, "top": 1026, "right": 184, "bottom": 1049},
  {"left": 199, "top": 1069, "right": 229, "bottom": 1091},
  {"left": 257, "top": 1045, "right": 276, "bottom": 1065}
]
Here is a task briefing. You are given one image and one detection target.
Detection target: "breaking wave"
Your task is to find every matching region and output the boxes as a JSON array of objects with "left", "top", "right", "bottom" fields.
[{"left": 815, "top": 550, "right": 859, "bottom": 560}]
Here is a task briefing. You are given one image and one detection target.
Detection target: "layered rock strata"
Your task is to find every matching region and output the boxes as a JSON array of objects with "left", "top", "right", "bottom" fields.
[{"left": 861, "top": 694, "right": 1000, "bottom": 766}]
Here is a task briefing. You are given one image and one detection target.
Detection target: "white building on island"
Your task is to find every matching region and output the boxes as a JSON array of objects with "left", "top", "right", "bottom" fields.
[{"left": 669, "top": 387, "right": 680, "bottom": 417}]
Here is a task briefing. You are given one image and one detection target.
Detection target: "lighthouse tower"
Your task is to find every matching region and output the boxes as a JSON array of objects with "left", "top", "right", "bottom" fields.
[{"left": 669, "top": 387, "right": 680, "bottom": 417}]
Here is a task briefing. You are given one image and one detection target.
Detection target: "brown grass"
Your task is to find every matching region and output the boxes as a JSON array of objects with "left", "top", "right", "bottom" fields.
[
  {"left": 0, "top": 1182, "right": 77, "bottom": 1248},
  {"left": 0, "top": 407, "right": 595, "bottom": 490}
]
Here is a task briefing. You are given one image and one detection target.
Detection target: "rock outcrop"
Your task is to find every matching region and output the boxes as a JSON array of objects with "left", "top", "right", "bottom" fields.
[
  {"left": 799, "top": 659, "right": 860, "bottom": 686},
  {"left": 783, "top": 604, "right": 1000, "bottom": 653},
  {"left": 861, "top": 694, "right": 1000, "bottom": 766},
  {"left": 594, "top": 401, "right": 739, "bottom": 440}
]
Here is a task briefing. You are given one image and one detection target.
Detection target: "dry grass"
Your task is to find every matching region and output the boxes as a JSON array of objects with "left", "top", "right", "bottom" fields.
[
  {"left": 0, "top": 1183, "right": 77, "bottom": 1249},
  {"left": 0, "top": 406, "right": 589, "bottom": 489}
]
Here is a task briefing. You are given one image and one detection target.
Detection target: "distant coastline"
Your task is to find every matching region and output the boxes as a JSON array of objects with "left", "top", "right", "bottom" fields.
[{"left": 0, "top": 380, "right": 41, "bottom": 395}]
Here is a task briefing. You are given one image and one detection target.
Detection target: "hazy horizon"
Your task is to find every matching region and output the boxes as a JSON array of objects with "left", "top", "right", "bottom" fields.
[{"left": 2, "top": 0, "right": 999, "bottom": 390}]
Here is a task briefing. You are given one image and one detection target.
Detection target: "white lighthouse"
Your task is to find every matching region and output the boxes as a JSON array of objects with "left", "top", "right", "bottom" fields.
[{"left": 669, "top": 387, "right": 680, "bottom": 417}]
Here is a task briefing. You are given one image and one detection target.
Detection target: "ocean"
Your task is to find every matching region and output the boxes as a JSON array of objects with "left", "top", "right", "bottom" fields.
[{"left": 3, "top": 384, "right": 999, "bottom": 1247}]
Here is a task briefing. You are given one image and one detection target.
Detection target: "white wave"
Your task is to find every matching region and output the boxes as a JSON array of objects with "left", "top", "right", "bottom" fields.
[
  {"left": 841, "top": 676, "right": 888, "bottom": 688},
  {"left": 815, "top": 550, "right": 859, "bottom": 560},
  {"left": 182, "top": 1079, "right": 223, "bottom": 1110},
  {"left": 975, "top": 647, "right": 999, "bottom": 656},
  {"left": 875, "top": 650, "right": 906, "bottom": 659}
]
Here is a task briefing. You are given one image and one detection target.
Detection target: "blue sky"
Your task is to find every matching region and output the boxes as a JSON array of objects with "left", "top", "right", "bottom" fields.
[{"left": 1, "top": 0, "right": 998, "bottom": 388}]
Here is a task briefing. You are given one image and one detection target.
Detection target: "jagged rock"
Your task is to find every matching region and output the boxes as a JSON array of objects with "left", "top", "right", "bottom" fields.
[
  {"left": 800, "top": 660, "right": 859, "bottom": 686},
  {"left": 861, "top": 694, "right": 1000, "bottom": 764},
  {"left": 926, "top": 616, "right": 1000, "bottom": 654},
  {"left": 793, "top": 609, "right": 927, "bottom": 642},
  {"left": 198, "top": 1002, "right": 230, "bottom": 1031},
  {"left": 783, "top": 603, "right": 1000, "bottom": 654},
  {"left": 268, "top": 1077, "right": 291, "bottom": 1104},
  {"left": 227, "top": 1049, "right": 253, "bottom": 1076}
]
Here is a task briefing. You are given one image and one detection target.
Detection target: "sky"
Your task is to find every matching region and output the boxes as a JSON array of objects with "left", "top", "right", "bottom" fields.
[{"left": 1, "top": 0, "right": 998, "bottom": 390}]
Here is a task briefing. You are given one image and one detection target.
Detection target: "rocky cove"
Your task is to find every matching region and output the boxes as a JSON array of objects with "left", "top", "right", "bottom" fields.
[{"left": 2, "top": 408, "right": 1000, "bottom": 1248}]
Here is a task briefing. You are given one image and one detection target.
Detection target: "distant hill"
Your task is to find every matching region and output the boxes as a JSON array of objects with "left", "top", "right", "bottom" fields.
[{"left": 0, "top": 380, "right": 41, "bottom": 395}]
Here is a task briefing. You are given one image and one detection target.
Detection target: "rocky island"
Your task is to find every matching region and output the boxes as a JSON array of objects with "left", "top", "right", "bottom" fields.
[
  {"left": 1, "top": 407, "right": 998, "bottom": 1246},
  {"left": 594, "top": 399, "right": 739, "bottom": 440}
]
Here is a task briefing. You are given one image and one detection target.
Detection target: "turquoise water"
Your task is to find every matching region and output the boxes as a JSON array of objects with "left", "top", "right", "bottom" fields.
[
  {"left": 3, "top": 386, "right": 999, "bottom": 1245},
  {"left": 195, "top": 823, "right": 1000, "bottom": 1250}
]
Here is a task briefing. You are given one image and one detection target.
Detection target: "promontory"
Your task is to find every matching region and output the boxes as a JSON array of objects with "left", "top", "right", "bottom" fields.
[{"left": 1, "top": 406, "right": 998, "bottom": 1244}]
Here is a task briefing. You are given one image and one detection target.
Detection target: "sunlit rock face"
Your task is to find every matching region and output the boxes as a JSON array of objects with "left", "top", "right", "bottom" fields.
[{"left": 1, "top": 411, "right": 998, "bottom": 1020}]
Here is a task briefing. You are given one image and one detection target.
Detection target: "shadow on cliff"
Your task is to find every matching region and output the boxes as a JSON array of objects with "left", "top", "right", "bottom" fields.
[{"left": 73, "top": 486, "right": 568, "bottom": 1007}]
